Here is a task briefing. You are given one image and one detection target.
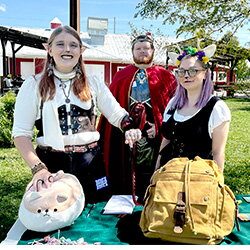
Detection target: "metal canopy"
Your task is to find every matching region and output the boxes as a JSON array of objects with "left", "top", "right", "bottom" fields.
[
  {"left": 0, "top": 26, "right": 48, "bottom": 77},
  {"left": 0, "top": 26, "right": 47, "bottom": 50},
  {"left": 1, "top": 0, "right": 80, "bottom": 79}
]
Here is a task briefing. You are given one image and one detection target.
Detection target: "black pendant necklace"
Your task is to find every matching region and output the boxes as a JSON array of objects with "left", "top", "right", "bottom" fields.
[{"left": 60, "top": 81, "right": 72, "bottom": 103}]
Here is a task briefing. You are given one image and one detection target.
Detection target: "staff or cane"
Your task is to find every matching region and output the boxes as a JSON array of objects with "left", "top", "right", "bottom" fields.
[{"left": 129, "top": 102, "right": 146, "bottom": 206}]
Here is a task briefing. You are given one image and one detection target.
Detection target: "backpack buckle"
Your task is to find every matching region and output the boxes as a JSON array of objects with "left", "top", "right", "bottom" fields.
[{"left": 173, "top": 192, "right": 186, "bottom": 233}]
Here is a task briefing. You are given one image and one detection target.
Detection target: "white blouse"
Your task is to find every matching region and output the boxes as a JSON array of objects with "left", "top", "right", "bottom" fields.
[
  {"left": 12, "top": 74, "right": 127, "bottom": 150},
  {"left": 163, "top": 96, "right": 231, "bottom": 138}
]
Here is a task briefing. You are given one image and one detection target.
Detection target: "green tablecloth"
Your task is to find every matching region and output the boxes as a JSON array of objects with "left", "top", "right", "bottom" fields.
[
  {"left": 18, "top": 195, "right": 250, "bottom": 245},
  {"left": 221, "top": 195, "right": 250, "bottom": 245}
]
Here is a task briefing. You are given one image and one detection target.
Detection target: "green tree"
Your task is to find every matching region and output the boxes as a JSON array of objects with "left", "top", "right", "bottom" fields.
[
  {"left": 0, "top": 91, "right": 16, "bottom": 148},
  {"left": 135, "top": 0, "right": 250, "bottom": 37},
  {"left": 219, "top": 31, "right": 240, "bottom": 47},
  {"left": 234, "top": 59, "right": 250, "bottom": 97},
  {"left": 236, "top": 59, "right": 250, "bottom": 80},
  {"left": 215, "top": 32, "right": 250, "bottom": 96},
  {"left": 216, "top": 32, "right": 250, "bottom": 81}
]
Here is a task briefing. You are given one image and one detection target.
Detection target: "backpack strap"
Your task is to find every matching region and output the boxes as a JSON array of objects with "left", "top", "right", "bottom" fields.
[{"left": 173, "top": 192, "right": 186, "bottom": 233}]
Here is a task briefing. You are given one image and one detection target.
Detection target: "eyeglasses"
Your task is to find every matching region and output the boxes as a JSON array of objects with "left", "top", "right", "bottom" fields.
[{"left": 176, "top": 68, "right": 205, "bottom": 77}]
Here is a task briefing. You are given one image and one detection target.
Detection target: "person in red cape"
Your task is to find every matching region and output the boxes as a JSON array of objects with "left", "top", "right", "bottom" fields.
[{"left": 98, "top": 35, "right": 177, "bottom": 202}]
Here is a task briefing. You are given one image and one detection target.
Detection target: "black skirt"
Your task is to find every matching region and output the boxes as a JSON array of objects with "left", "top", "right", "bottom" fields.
[{"left": 36, "top": 145, "right": 111, "bottom": 204}]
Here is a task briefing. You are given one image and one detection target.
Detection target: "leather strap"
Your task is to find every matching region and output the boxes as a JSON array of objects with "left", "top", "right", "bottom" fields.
[
  {"left": 38, "top": 141, "right": 98, "bottom": 153},
  {"left": 64, "top": 142, "right": 98, "bottom": 152},
  {"left": 173, "top": 192, "right": 186, "bottom": 233}
]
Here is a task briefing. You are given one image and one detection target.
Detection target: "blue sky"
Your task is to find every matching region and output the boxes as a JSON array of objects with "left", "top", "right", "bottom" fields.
[{"left": 0, "top": 0, "right": 249, "bottom": 46}]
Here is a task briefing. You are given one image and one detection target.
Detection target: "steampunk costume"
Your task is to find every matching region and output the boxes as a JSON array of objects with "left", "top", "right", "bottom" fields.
[{"left": 12, "top": 69, "right": 130, "bottom": 203}]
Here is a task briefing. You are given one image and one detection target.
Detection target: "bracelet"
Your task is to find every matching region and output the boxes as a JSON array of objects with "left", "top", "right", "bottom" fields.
[{"left": 31, "top": 162, "right": 48, "bottom": 175}]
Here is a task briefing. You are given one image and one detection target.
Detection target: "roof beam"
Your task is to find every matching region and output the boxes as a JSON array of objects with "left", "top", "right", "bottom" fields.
[{"left": 0, "top": 26, "right": 47, "bottom": 50}]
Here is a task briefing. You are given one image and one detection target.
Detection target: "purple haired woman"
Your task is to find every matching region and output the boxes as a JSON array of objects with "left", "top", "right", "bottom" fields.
[{"left": 155, "top": 46, "right": 231, "bottom": 171}]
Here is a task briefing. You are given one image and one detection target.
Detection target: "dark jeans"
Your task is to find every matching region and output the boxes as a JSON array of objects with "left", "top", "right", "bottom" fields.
[{"left": 36, "top": 146, "right": 111, "bottom": 204}]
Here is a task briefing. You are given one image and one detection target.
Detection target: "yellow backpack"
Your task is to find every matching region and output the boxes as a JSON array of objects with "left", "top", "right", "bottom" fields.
[{"left": 139, "top": 157, "right": 239, "bottom": 245}]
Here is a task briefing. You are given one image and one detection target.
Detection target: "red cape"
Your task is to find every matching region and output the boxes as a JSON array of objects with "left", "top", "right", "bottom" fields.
[{"left": 98, "top": 65, "right": 176, "bottom": 193}]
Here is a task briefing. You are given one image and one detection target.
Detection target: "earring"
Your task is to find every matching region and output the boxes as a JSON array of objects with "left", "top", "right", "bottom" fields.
[
  {"left": 47, "top": 57, "right": 54, "bottom": 77},
  {"left": 74, "top": 63, "right": 82, "bottom": 79}
]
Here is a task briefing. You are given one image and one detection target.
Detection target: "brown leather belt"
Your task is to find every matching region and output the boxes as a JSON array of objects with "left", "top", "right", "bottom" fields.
[{"left": 38, "top": 142, "right": 98, "bottom": 153}]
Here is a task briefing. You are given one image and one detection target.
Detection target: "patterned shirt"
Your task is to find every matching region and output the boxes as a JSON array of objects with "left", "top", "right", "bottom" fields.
[{"left": 130, "top": 69, "right": 151, "bottom": 107}]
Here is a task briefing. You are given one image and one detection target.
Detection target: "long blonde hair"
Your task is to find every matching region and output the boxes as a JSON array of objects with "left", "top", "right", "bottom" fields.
[{"left": 39, "top": 26, "right": 91, "bottom": 102}]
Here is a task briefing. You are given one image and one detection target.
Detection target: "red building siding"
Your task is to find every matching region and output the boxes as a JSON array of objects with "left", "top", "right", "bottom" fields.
[
  {"left": 10, "top": 58, "right": 236, "bottom": 88},
  {"left": 9, "top": 58, "right": 33, "bottom": 76},
  {"left": 83, "top": 60, "right": 111, "bottom": 85}
]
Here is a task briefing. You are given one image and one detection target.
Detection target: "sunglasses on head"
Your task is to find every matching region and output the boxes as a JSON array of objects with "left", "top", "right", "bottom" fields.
[{"left": 131, "top": 35, "right": 153, "bottom": 45}]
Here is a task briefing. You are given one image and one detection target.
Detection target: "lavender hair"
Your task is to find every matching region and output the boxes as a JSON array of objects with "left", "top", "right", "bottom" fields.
[{"left": 170, "top": 56, "right": 213, "bottom": 110}]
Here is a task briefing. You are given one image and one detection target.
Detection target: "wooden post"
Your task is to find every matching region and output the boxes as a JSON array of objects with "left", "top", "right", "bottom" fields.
[
  {"left": 69, "top": 0, "right": 80, "bottom": 33},
  {"left": 1, "top": 39, "right": 7, "bottom": 76},
  {"left": 11, "top": 42, "right": 16, "bottom": 77}
]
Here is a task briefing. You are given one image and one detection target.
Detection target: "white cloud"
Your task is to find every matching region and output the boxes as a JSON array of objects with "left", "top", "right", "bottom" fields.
[{"left": 0, "top": 4, "right": 6, "bottom": 12}]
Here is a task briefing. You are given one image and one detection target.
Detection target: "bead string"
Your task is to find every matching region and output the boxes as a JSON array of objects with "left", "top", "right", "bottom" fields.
[{"left": 28, "top": 229, "right": 101, "bottom": 245}]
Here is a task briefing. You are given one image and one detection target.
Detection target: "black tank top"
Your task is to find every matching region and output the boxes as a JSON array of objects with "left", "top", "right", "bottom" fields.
[{"left": 160, "top": 96, "right": 219, "bottom": 165}]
